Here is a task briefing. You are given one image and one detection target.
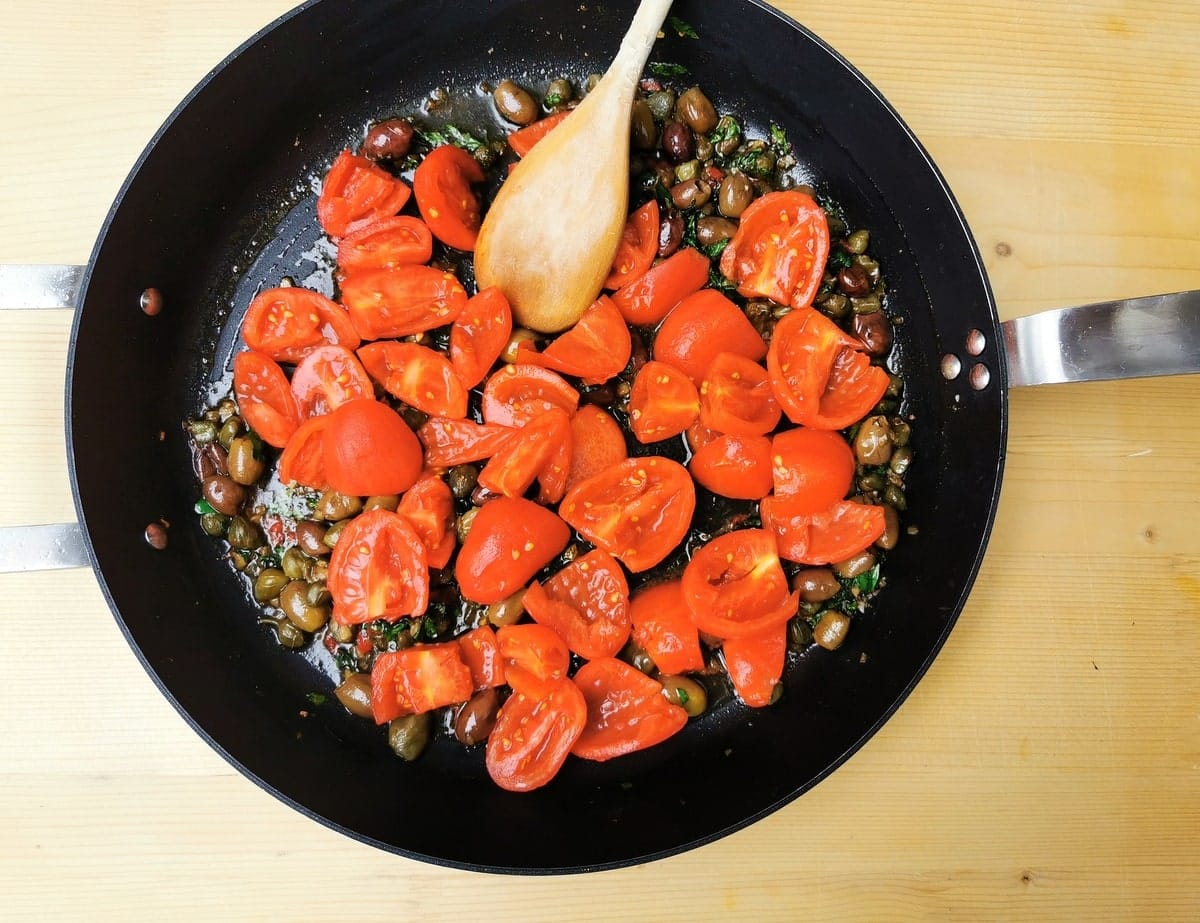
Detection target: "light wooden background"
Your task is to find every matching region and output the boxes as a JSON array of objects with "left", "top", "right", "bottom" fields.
[{"left": 1, "top": 1, "right": 1198, "bottom": 919}]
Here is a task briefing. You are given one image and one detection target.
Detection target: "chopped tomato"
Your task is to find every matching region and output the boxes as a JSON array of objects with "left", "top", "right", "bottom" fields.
[
  {"left": 278, "top": 415, "right": 330, "bottom": 490},
  {"left": 337, "top": 216, "right": 434, "bottom": 272},
  {"left": 496, "top": 623, "right": 571, "bottom": 698},
  {"left": 570, "top": 658, "right": 687, "bottom": 762},
  {"left": 232, "top": 350, "right": 301, "bottom": 448},
  {"left": 698, "top": 352, "right": 781, "bottom": 437},
  {"left": 810, "top": 347, "right": 891, "bottom": 430},
  {"left": 760, "top": 497, "right": 887, "bottom": 565},
  {"left": 322, "top": 398, "right": 424, "bottom": 497},
  {"left": 480, "top": 364, "right": 579, "bottom": 428},
  {"left": 413, "top": 144, "right": 485, "bottom": 251},
  {"left": 517, "top": 296, "right": 631, "bottom": 385},
  {"left": 653, "top": 289, "right": 767, "bottom": 385},
  {"left": 477, "top": 407, "right": 573, "bottom": 501},
  {"left": 341, "top": 266, "right": 468, "bottom": 340},
  {"left": 396, "top": 475, "right": 456, "bottom": 570},
  {"left": 318, "top": 149, "right": 412, "bottom": 238},
  {"left": 524, "top": 550, "right": 631, "bottom": 659},
  {"left": 369, "top": 642, "right": 473, "bottom": 724},
  {"left": 723, "top": 623, "right": 788, "bottom": 708},
  {"left": 507, "top": 110, "right": 572, "bottom": 157},
  {"left": 628, "top": 360, "right": 700, "bottom": 443},
  {"left": 241, "top": 287, "right": 360, "bottom": 364},
  {"left": 455, "top": 497, "right": 570, "bottom": 604},
  {"left": 450, "top": 287, "right": 513, "bottom": 389},
  {"left": 564, "top": 405, "right": 627, "bottom": 492},
  {"left": 770, "top": 427, "right": 855, "bottom": 514},
  {"left": 417, "top": 417, "right": 515, "bottom": 467},
  {"left": 289, "top": 344, "right": 374, "bottom": 418},
  {"left": 357, "top": 340, "right": 468, "bottom": 419},
  {"left": 560, "top": 456, "right": 695, "bottom": 573},
  {"left": 681, "top": 529, "right": 797, "bottom": 639},
  {"left": 688, "top": 433, "right": 774, "bottom": 500},
  {"left": 604, "top": 199, "right": 659, "bottom": 290},
  {"left": 457, "top": 625, "right": 505, "bottom": 690},
  {"left": 328, "top": 509, "right": 429, "bottom": 626},
  {"left": 718, "top": 190, "right": 829, "bottom": 308},
  {"left": 629, "top": 580, "right": 705, "bottom": 675},
  {"left": 610, "top": 246, "right": 710, "bottom": 326},
  {"left": 486, "top": 678, "right": 586, "bottom": 792}
]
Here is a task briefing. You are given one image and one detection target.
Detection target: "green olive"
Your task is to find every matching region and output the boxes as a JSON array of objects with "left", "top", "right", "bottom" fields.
[
  {"left": 226, "top": 516, "right": 261, "bottom": 550},
  {"left": 216, "top": 398, "right": 239, "bottom": 423},
  {"left": 363, "top": 494, "right": 399, "bottom": 512},
  {"left": 306, "top": 581, "right": 331, "bottom": 608},
  {"left": 316, "top": 491, "right": 363, "bottom": 521},
  {"left": 858, "top": 470, "right": 887, "bottom": 493},
  {"left": 322, "top": 518, "right": 349, "bottom": 550},
  {"left": 584, "top": 73, "right": 602, "bottom": 94},
  {"left": 388, "top": 713, "right": 432, "bottom": 761},
  {"left": 876, "top": 504, "right": 901, "bottom": 551},
  {"left": 673, "top": 158, "right": 699, "bottom": 183},
  {"left": 493, "top": 79, "right": 537, "bottom": 125},
  {"left": 814, "top": 611, "right": 851, "bottom": 650},
  {"left": 200, "top": 512, "right": 228, "bottom": 537},
  {"left": 833, "top": 550, "right": 877, "bottom": 580},
  {"left": 659, "top": 675, "right": 708, "bottom": 717},
  {"left": 486, "top": 588, "right": 526, "bottom": 627},
  {"left": 253, "top": 568, "right": 289, "bottom": 603},
  {"left": 675, "top": 86, "right": 718, "bottom": 133},
  {"left": 710, "top": 115, "right": 741, "bottom": 157},
  {"left": 645, "top": 89, "right": 676, "bottom": 122},
  {"left": 546, "top": 77, "right": 573, "bottom": 106},
  {"left": 854, "top": 415, "right": 893, "bottom": 466},
  {"left": 856, "top": 253, "right": 882, "bottom": 286},
  {"left": 281, "top": 546, "right": 310, "bottom": 581},
  {"left": 851, "top": 293, "right": 883, "bottom": 315},
  {"left": 280, "top": 580, "right": 329, "bottom": 632},
  {"left": 328, "top": 620, "right": 354, "bottom": 644},
  {"left": 454, "top": 688, "right": 500, "bottom": 745},
  {"left": 890, "top": 445, "right": 915, "bottom": 476},
  {"left": 217, "top": 417, "right": 241, "bottom": 450},
  {"left": 295, "top": 520, "right": 329, "bottom": 557},
  {"left": 793, "top": 567, "right": 840, "bottom": 603},
  {"left": 890, "top": 418, "right": 911, "bottom": 447},
  {"left": 886, "top": 374, "right": 904, "bottom": 399},
  {"left": 334, "top": 673, "right": 374, "bottom": 719},
  {"left": 448, "top": 465, "right": 479, "bottom": 500},
  {"left": 260, "top": 617, "right": 306, "bottom": 650},
  {"left": 816, "top": 291, "right": 850, "bottom": 320},
  {"left": 630, "top": 99, "right": 656, "bottom": 149},
  {"left": 226, "top": 436, "right": 264, "bottom": 486},
  {"left": 845, "top": 229, "right": 871, "bottom": 255}
]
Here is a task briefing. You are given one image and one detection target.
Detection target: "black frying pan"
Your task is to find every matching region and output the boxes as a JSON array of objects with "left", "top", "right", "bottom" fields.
[{"left": 63, "top": 0, "right": 1003, "bottom": 872}]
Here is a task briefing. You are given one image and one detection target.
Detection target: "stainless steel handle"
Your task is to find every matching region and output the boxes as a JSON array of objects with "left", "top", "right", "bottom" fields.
[
  {"left": 1001, "top": 291, "right": 1200, "bottom": 388},
  {"left": 0, "top": 263, "right": 84, "bottom": 310}
]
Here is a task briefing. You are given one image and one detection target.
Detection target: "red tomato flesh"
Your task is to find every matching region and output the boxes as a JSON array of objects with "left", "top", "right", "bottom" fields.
[
  {"left": 450, "top": 287, "right": 513, "bottom": 389},
  {"left": 289, "top": 344, "right": 374, "bottom": 418},
  {"left": 455, "top": 497, "right": 571, "bottom": 604},
  {"left": 457, "top": 625, "right": 505, "bottom": 691},
  {"left": 628, "top": 360, "right": 700, "bottom": 444},
  {"left": 564, "top": 405, "right": 627, "bottom": 493},
  {"left": 369, "top": 642, "right": 473, "bottom": 724},
  {"left": 760, "top": 497, "right": 887, "bottom": 565},
  {"left": 604, "top": 199, "right": 659, "bottom": 290},
  {"left": 629, "top": 580, "right": 705, "bottom": 675},
  {"left": 723, "top": 622, "right": 788, "bottom": 708},
  {"left": 718, "top": 190, "right": 830, "bottom": 308},
  {"left": 611, "top": 246, "right": 710, "bottom": 326},
  {"left": 486, "top": 679, "right": 586, "bottom": 792},
  {"left": 396, "top": 475, "right": 456, "bottom": 570},
  {"left": 507, "top": 110, "right": 571, "bottom": 157},
  {"left": 688, "top": 432, "right": 774, "bottom": 501},
  {"left": 476, "top": 407, "right": 573, "bottom": 501},
  {"left": 770, "top": 427, "right": 855, "bottom": 514},
  {"left": 524, "top": 550, "right": 631, "bottom": 659},
  {"left": 682, "top": 529, "right": 797, "bottom": 639},
  {"left": 278, "top": 415, "right": 330, "bottom": 490},
  {"left": 496, "top": 623, "right": 572, "bottom": 699},
  {"left": 318, "top": 149, "right": 412, "bottom": 238},
  {"left": 357, "top": 340, "right": 468, "bottom": 419},
  {"left": 322, "top": 398, "right": 424, "bottom": 497},
  {"left": 341, "top": 266, "right": 467, "bottom": 340},
  {"left": 413, "top": 144, "right": 486, "bottom": 251},
  {"left": 232, "top": 350, "right": 301, "bottom": 449},
  {"left": 329, "top": 509, "right": 429, "bottom": 626},
  {"left": 337, "top": 216, "right": 433, "bottom": 272},
  {"left": 417, "top": 417, "right": 515, "bottom": 467},
  {"left": 241, "top": 287, "right": 360, "bottom": 364},
  {"left": 517, "top": 296, "right": 631, "bottom": 385},
  {"left": 698, "top": 352, "right": 781, "bottom": 437},
  {"left": 653, "top": 289, "right": 767, "bottom": 385},
  {"left": 480, "top": 364, "right": 579, "bottom": 428},
  {"left": 570, "top": 658, "right": 688, "bottom": 762}
]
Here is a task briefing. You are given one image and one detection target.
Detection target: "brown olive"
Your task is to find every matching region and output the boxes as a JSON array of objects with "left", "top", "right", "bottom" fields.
[
  {"left": 202, "top": 475, "right": 245, "bottom": 517},
  {"left": 853, "top": 311, "right": 893, "bottom": 357},
  {"left": 876, "top": 504, "right": 901, "bottom": 550},
  {"left": 834, "top": 550, "right": 877, "bottom": 579},
  {"left": 659, "top": 675, "right": 708, "bottom": 717},
  {"left": 280, "top": 580, "right": 329, "bottom": 632},
  {"left": 814, "top": 610, "right": 851, "bottom": 650},
  {"left": 854, "top": 415, "right": 894, "bottom": 466},
  {"left": 388, "top": 713, "right": 432, "bottom": 761},
  {"left": 659, "top": 211, "right": 685, "bottom": 257},
  {"left": 486, "top": 588, "right": 526, "bottom": 627},
  {"left": 315, "top": 490, "right": 362, "bottom": 521},
  {"left": 793, "top": 567, "right": 841, "bottom": 603},
  {"left": 630, "top": 99, "right": 657, "bottom": 150},
  {"left": 675, "top": 86, "right": 718, "bottom": 133},
  {"left": 662, "top": 121, "right": 694, "bottom": 164},
  {"left": 280, "top": 546, "right": 310, "bottom": 581},
  {"left": 837, "top": 264, "right": 871, "bottom": 297},
  {"left": 710, "top": 115, "right": 741, "bottom": 156},
  {"left": 622, "top": 639, "right": 657, "bottom": 675},
  {"left": 454, "top": 688, "right": 500, "bottom": 745},
  {"left": 580, "top": 384, "right": 616, "bottom": 407},
  {"left": 362, "top": 119, "right": 415, "bottom": 161},
  {"left": 670, "top": 178, "right": 711, "bottom": 210},
  {"left": 493, "top": 79, "right": 537, "bottom": 125},
  {"left": 261, "top": 616, "right": 306, "bottom": 650},
  {"left": 448, "top": 465, "right": 479, "bottom": 500},
  {"left": 226, "top": 436, "right": 263, "bottom": 486},
  {"left": 334, "top": 673, "right": 374, "bottom": 719},
  {"left": 295, "top": 520, "right": 329, "bottom": 557},
  {"left": 363, "top": 494, "right": 400, "bottom": 512},
  {"left": 696, "top": 216, "right": 738, "bottom": 248},
  {"left": 253, "top": 568, "right": 288, "bottom": 604},
  {"left": 717, "top": 173, "right": 755, "bottom": 218}
]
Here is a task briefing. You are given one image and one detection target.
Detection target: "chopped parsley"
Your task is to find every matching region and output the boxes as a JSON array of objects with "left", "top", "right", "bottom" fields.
[
  {"left": 668, "top": 15, "right": 699, "bottom": 39},
  {"left": 708, "top": 266, "right": 737, "bottom": 292},
  {"left": 674, "top": 686, "right": 691, "bottom": 705},
  {"left": 709, "top": 116, "right": 740, "bottom": 148},
  {"left": 194, "top": 499, "right": 216, "bottom": 516},
  {"left": 768, "top": 123, "right": 792, "bottom": 157},
  {"left": 544, "top": 92, "right": 565, "bottom": 108},
  {"left": 333, "top": 648, "right": 358, "bottom": 673},
  {"left": 305, "top": 692, "right": 327, "bottom": 706},
  {"left": 853, "top": 563, "right": 882, "bottom": 596},
  {"left": 701, "top": 238, "right": 730, "bottom": 260},
  {"left": 418, "top": 124, "right": 486, "bottom": 153},
  {"left": 828, "top": 248, "right": 854, "bottom": 269},
  {"left": 648, "top": 61, "right": 689, "bottom": 78}
]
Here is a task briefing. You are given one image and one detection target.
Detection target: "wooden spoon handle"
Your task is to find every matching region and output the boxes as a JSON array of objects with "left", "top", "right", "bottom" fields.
[{"left": 609, "top": 0, "right": 676, "bottom": 85}]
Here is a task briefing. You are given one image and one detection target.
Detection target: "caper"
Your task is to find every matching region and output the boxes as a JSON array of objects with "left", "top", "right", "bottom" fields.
[
  {"left": 486, "top": 588, "right": 526, "bottom": 627},
  {"left": 883, "top": 485, "right": 907, "bottom": 511},
  {"left": 659, "top": 675, "right": 708, "bottom": 717},
  {"left": 890, "top": 418, "right": 911, "bottom": 447},
  {"left": 696, "top": 216, "right": 738, "bottom": 248},
  {"left": 253, "top": 568, "right": 288, "bottom": 603},
  {"left": 834, "top": 550, "right": 877, "bottom": 580},
  {"left": 816, "top": 292, "right": 850, "bottom": 320},
  {"left": 306, "top": 580, "right": 331, "bottom": 608},
  {"left": 281, "top": 546, "right": 310, "bottom": 581},
  {"left": 630, "top": 99, "right": 656, "bottom": 149},
  {"left": 710, "top": 115, "right": 741, "bottom": 156},
  {"left": 844, "top": 229, "right": 871, "bottom": 254},
  {"left": 309, "top": 559, "right": 329, "bottom": 583},
  {"left": 261, "top": 616, "right": 306, "bottom": 650},
  {"left": 455, "top": 507, "right": 480, "bottom": 544},
  {"left": 229, "top": 549, "right": 249, "bottom": 572},
  {"left": 315, "top": 490, "right": 362, "bottom": 521},
  {"left": 646, "top": 89, "right": 676, "bottom": 122},
  {"left": 718, "top": 173, "right": 755, "bottom": 218},
  {"left": 584, "top": 73, "right": 602, "bottom": 94},
  {"left": 226, "top": 516, "right": 260, "bottom": 550},
  {"left": 876, "top": 504, "right": 901, "bottom": 551},
  {"left": 854, "top": 415, "right": 893, "bottom": 466},
  {"left": 226, "top": 436, "right": 264, "bottom": 486},
  {"left": 788, "top": 617, "right": 814, "bottom": 649},
  {"left": 890, "top": 446, "right": 914, "bottom": 477},
  {"left": 814, "top": 611, "right": 851, "bottom": 651},
  {"left": 363, "top": 494, "right": 399, "bottom": 512},
  {"left": 622, "top": 639, "right": 657, "bottom": 675},
  {"left": 216, "top": 398, "right": 238, "bottom": 423},
  {"left": 546, "top": 77, "right": 573, "bottom": 107},
  {"left": 328, "top": 620, "right": 354, "bottom": 644},
  {"left": 215, "top": 418, "right": 240, "bottom": 450},
  {"left": 334, "top": 673, "right": 374, "bottom": 719},
  {"left": 188, "top": 420, "right": 218, "bottom": 444},
  {"left": 675, "top": 86, "right": 718, "bottom": 133},
  {"left": 295, "top": 520, "right": 329, "bottom": 557},
  {"left": 673, "top": 158, "right": 699, "bottom": 183},
  {"left": 493, "top": 79, "right": 537, "bottom": 125},
  {"left": 793, "top": 567, "right": 840, "bottom": 603},
  {"left": 202, "top": 475, "right": 245, "bottom": 517},
  {"left": 448, "top": 465, "right": 479, "bottom": 500},
  {"left": 856, "top": 254, "right": 882, "bottom": 285},
  {"left": 858, "top": 470, "right": 886, "bottom": 493},
  {"left": 454, "top": 687, "right": 501, "bottom": 745},
  {"left": 388, "top": 713, "right": 432, "bottom": 761},
  {"left": 280, "top": 580, "right": 329, "bottom": 632},
  {"left": 694, "top": 134, "right": 714, "bottom": 162},
  {"left": 200, "top": 512, "right": 228, "bottom": 537},
  {"left": 501, "top": 328, "right": 539, "bottom": 364},
  {"left": 851, "top": 293, "right": 883, "bottom": 315}
]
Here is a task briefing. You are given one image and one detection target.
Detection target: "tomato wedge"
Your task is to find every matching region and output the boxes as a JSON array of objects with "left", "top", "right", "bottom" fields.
[
  {"left": 507, "top": 110, "right": 571, "bottom": 157},
  {"left": 322, "top": 398, "right": 424, "bottom": 497},
  {"left": 369, "top": 642, "right": 473, "bottom": 724},
  {"left": 456, "top": 625, "right": 505, "bottom": 691},
  {"left": 450, "top": 287, "right": 513, "bottom": 389},
  {"left": 357, "top": 340, "right": 468, "bottom": 419},
  {"left": 496, "top": 623, "right": 571, "bottom": 699},
  {"left": 629, "top": 580, "right": 705, "bottom": 675},
  {"left": 698, "top": 352, "right": 781, "bottom": 437},
  {"left": 328, "top": 509, "right": 429, "bottom": 625},
  {"left": 241, "top": 287, "right": 360, "bottom": 364},
  {"left": 559, "top": 456, "right": 695, "bottom": 573},
  {"left": 480, "top": 364, "right": 579, "bottom": 428},
  {"left": 688, "top": 432, "right": 774, "bottom": 501},
  {"left": 770, "top": 427, "right": 855, "bottom": 514},
  {"left": 289, "top": 344, "right": 374, "bottom": 418},
  {"left": 476, "top": 407, "right": 573, "bottom": 502},
  {"left": 610, "top": 246, "right": 710, "bottom": 326},
  {"left": 517, "top": 296, "right": 631, "bottom": 385},
  {"left": 318, "top": 149, "right": 412, "bottom": 238},
  {"left": 760, "top": 496, "right": 887, "bottom": 565},
  {"left": 337, "top": 216, "right": 433, "bottom": 272},
  {"left": 396, "top": 475, "right": 456, "bottom": 570},
  {"left": 628, "top": 360, "right": 700, "bottom": 444},
  {"left": 808, "top": 347, "right": 891, "bottom": 430},
  {"left": 417, "top": 417, "right": 515, "bottom": 467},
  {"left": 564, "top": 405, "right": 627, "bottom": 493},
  {"left": 570, "top": 658, "right": 688, "bottom": 762},
  {"left": 413, "top": 144, "right": 486, "bottom": 251},
  {"left": 718, "top": 190, "right": 830, "bottom": 308},
  {"left": 604, "top": 199, "right": 659, "bottom": 290},
  {"left": 486, "top": 679, "right": 586, "bottom": 792},
  {"left": 232, "top": 350, "right": 301, "bottom": 448},
  {"left": 681, "top": 529, "right": 798, "bottom": 639},
  {"left": 341, "top": 266, "right": 468, "bottom": 340},
  {"left": 524, "top": 550, "right": 631, "bottom": 659},
  {"left": 723, "top": 623, "right": 788, "bottom": 708},
  {"left": 278, "top": 415, "right": 330, "bottom": 490},
  {"left": 653, "top": 289, "right": 767, "bottom": 385},
  {"left": 455, "top": 497, "right": 570, "bottom": 604}
]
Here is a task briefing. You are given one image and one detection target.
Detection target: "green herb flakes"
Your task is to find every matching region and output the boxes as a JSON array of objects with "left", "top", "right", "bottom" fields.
[
  {"left": 305, "top": 692, "right": 327, "bottom": 706},
  {"left": 648, "top": 62, "right": 689, "bottom": 78},
  {"left": 418, "top": 124, "right": 486, "bottom": 153},
  {"left": 668, "top": 15, "right": 700, "bottom": 39}
]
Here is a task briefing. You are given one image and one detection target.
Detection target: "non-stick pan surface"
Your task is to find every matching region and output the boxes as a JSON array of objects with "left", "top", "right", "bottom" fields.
[{"left": 68, "top": 0, "right": 1004, "bottom": 872}]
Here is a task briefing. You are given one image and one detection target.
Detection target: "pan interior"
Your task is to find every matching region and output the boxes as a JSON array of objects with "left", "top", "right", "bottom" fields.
[{"left": 68, "top": 0, "right": 1004, "bottom": 873}]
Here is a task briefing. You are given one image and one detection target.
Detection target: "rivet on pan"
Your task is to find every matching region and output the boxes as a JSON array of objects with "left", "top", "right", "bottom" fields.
[
  {"left": 144, "top": 522, "right": 168, "bottom": 550},
  {"left": 940, "top": 353, "right": 962, "bottom": 380},
  {"left": 969, "top": 363, "right": 991, "bottom": 390},
  {"left": 139, "top": 287, "right": 163, "bottom": 316},
  {"left": 966, "top": 329, "right": 986, "bottom": 356}
]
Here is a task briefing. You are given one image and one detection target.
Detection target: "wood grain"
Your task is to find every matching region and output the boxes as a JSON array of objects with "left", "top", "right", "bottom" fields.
[{"left": 1, "top": 1, "right": 1197, "bottom": 919}]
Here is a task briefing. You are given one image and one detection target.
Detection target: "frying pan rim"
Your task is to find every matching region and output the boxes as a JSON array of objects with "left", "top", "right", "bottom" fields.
[{"left": 64, "top": 0, "right": 1008, "bottom": 874}]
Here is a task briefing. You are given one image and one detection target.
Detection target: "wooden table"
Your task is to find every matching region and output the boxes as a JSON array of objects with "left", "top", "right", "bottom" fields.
[{"left": 2, "top": 1, "right": 1197, "bottom": 918}]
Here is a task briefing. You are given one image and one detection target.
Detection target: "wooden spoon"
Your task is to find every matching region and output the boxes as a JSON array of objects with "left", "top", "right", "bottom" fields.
[{"left": 474, "top": 0, "right": 675, "bottom": 333}]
